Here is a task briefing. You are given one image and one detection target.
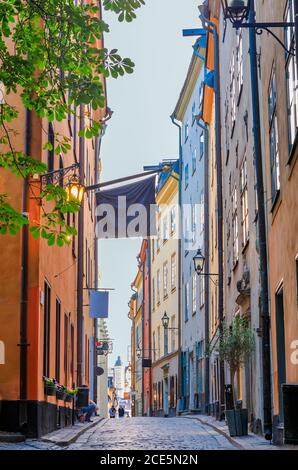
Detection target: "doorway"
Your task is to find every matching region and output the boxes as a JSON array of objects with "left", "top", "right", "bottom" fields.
[
  {"left": 189, "top": 353, "right": 194, "bottom": 410},
  {"left": 163, "top": 378, "right": 169, "bottom": 417},
  {"left": 275, "top": 285, "right": 286, "bottom": 422}
]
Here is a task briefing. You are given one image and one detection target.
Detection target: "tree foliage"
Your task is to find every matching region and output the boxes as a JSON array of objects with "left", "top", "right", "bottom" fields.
[
  {"left": 218, "top": 314, "right": 255, "bottom": 382},
  {"left": 0, "top": 0, "right": 144, "bottom": 246}
]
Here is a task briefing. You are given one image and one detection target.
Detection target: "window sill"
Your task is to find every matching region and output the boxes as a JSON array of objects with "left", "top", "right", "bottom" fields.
[
  {"left": 237, "top": 84, "right": 243, "bottom": 107},
  {"left": 171, "top": 287, "right": 176, "bottom": 293},
  {"left": 232, "top": 259, "right": 239, "bottom": 272},
  {"left": 270, "top": 189, "right": 281, "bottom": 215},
  {"left": 241, "top": 239, "right": 249, "bottom": 254},
  {"left": 192, "top": 311, "right": 196, "bottom": 317},
  {"left": 288, "top": 128, "right": 298, "bottom": 165},
  {"left": 163, "top": 294, "right": 169, "bottom": 301}
]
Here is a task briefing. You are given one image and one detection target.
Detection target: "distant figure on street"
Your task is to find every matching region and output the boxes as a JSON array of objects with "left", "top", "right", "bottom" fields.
[
  {"left": 109, "top": 406, "right": 116, "bottom": 418},
  {"left": 82, "top": 400, "right": 96, "bottom": 422},
  {"left": 118, "top": 406, "right": 125, "bottom": 418}
]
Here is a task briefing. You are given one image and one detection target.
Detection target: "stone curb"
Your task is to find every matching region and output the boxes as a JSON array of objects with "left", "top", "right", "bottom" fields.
[
  {"left": 185, "top": 416, "right": 244, "bottom": 450},
  {"left": 41, "top": 417, "right": 106, "bottom": 447},
  {"left": 0, "top": 432, "right": 26, "bottom": 443}
]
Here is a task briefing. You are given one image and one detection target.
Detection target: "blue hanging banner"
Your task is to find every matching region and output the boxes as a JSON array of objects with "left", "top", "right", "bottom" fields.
[{"left": 89, "top": 291, "right": 109, "bottom": 318}]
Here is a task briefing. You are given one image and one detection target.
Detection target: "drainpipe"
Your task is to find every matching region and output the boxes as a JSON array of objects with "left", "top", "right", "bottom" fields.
[
  {"left": 93, "top": 108, "right": 113, "bottom": 400},
  {"left": 196, "top": 114, "right": 210, "bottom": 413},
  {"left": 170, "top": 114, "right": 182, "bottom": 413},
  {"left": 19, "top": 109, "right": 31, "bottom": 427},
  {"left": 248, "top": 0, "right": 272, "bottom": 440},
  {"left": 147, "top": 240, "right": 152, "bottom": 416},
  {"left": 77, "top": 105, "right": 85, "bottom": 386},
  {"left": 199, "top": 10, "right": 225, "bottom": 419},
  {"left": 295, "top": 0, "right": 298, "bottom": 77}
]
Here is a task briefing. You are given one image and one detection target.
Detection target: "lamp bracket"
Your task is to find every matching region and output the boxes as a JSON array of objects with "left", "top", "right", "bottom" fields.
[
  {"left": 233, "top": 22, "right": 295, "bottom": 56},
  {"left": 40, "top": 163, "right": 79, "bottom": 186}
]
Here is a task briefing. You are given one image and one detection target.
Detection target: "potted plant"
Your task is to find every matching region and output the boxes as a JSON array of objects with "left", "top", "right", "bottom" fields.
[
  {"left": 44, "top": 377, "right": 57, "bottom": 396},
  {"left": 65, "top": 388, "right": 77, "bottom": 402},
  {"left": 56, "top": 384, "right": 67, "bottom": 401},
  {"left": 217, "top": 315, "right": 255, "bottom": 437}
]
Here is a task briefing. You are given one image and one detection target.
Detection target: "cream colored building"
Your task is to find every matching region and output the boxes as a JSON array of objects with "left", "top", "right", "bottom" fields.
[
  {"left": 150, "top": 164, "right": 179, "bottom": 417},
  {"left": 96, "top": 319, "right": 109, "bottom": 419}
]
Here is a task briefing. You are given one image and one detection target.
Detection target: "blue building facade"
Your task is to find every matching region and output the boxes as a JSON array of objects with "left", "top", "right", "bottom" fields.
[{"left": 173, "top": 49, "right": 207, "bottom": 412}]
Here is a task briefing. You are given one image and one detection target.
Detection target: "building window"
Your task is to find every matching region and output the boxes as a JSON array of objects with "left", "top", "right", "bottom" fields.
[
  {"left": 163, "top": 262, "right": 168, "bottom": 298},
  {"left": 153, "top": 332, "right": 156, "bottom": 362},
  {"left": 43, "top": 281, "right": 51, "bottom": 377},
  {"left": 237, "top": 30, "right": 243, "bottom": 100},
  {"left": 157, "top": 221, "right": 161, "bottom": 251},
  {"left": 240, "top": 157, "right": 249, "bottom": 246},
  {"left": 164, "top": 328, "right": 168, "bottom": 356},
  {"left": 192, "top": 147, "right": 197, "bottom": 174},
  {"left": 191, "top": 203, "right": 196, "bottom": 244},
  {"left": 285, "top": 0, "right": 298, "bottom": 151},
  {"left": 192, "top": 274, "right": 197, "bottom": 314},
  {"left": 200, "top": 273, "right": 205, "bottom": 308},
  {"left": 151, "top": 238, "right": 155, "bottom": 261},
  {"left": 162, "top": 216, "right": 168, "bottom": 243},
  {"left": 185, "top": 163, "right": 189, "bottom": 189},
  {"left": 171, "top": 316, "right": 176, "bottom": 352},
  {"left": 64, "top": 313, "right": 69, "bottom": 381},
  {"left": 200, "top": 132, "right": 204, "bottom": 160},
  {"left": 268, "top": 68, "right": 280, "bottom": 202},
  {"left": 200, "top": 189, "right": 204, "bottom": 235},
  {"left": 157, "top": 326, "right": 161, "bottom": 359},
  {"left": 184, "top": 121, "right": 189, "bottom": 142},
  {"left": 185, "top": 282, "right": 189, "bottom": 321},
  {"left": 152, "top": 278, "right": 155, "bottom": 310},
  {"left": 157, "top": 270, "right": 161, "bottom": 304},
  {"left": 230, "top": 51, "right": 236, "bottom": 134},
  {"left": 71, "top": 323, "right": 74, "bottom": 380},
  {"left": 232, "top": 186, "right": 239, "bottom": 264},
  {"left": 192, "top": 101, "right": 196, "bottom": 124},
  {"left": 170, "top": 207, "right": 176, "bottom": 234},
  {"left": 55, "top": 299, "right": 61, "bottom": 382},
  {"left": 171, "top": 253, "right": 176, "bottom": 290}
]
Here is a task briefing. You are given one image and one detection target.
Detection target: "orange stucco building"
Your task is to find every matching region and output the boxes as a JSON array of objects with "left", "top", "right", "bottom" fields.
[{"left": 0, "top": 5, "right": 107, "bottom": 437}]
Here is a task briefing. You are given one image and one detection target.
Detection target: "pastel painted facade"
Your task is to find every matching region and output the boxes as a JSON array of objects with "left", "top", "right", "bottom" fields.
[
  {"left": 0, "top": 6, "right": 107, "bottom": 436},
  {"left": 173, "top": 51, "right": 207, "bottom": 412},
  {"left": 150, "top": 163, "right": 179, "bottom": 417},
  {"left": 96, "top": 319, "right": 109, "bottom": 419},
  {"left": 256, "top": 0, "right": 298, "bottom": 442}
]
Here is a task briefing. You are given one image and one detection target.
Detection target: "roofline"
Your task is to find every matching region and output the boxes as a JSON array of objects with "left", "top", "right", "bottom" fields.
[{"left": 172, "top": 49, "right": 205, "bottom": 122}]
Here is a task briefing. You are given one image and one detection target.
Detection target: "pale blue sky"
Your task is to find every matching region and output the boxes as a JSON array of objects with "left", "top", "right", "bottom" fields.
[{"left": 99, "top": 1, "right": 201, "bottom": 367}]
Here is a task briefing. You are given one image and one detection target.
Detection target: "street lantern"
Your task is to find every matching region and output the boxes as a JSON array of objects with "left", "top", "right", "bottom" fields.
[
  {"left": 65, "top": 174, "right": 85, "bottom": 204},
  {"left": 193, "top": 249, "right": 205, "bottom": 274},
  {"left": 161, "top": 312, "right": 170, "bottom": 330},
  {"left": 221, "top": 0, "right": 250, "bottom": 24}
]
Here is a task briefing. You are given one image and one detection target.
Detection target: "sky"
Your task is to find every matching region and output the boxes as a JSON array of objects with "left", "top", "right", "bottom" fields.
[{"left": 99, "top": 1, "right": 201, "bottom": 367}]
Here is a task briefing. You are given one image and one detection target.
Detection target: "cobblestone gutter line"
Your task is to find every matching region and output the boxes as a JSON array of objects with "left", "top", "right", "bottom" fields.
[
  {"left": 41, "top": 417, "right": 107, "bottom": 447},
  {"left": 185, "top": 416, "right": 244, "bottom": 450}
]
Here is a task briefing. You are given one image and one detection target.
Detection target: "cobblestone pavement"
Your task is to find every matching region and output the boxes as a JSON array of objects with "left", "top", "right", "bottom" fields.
[{"left": 0, "top": 417, "right": 236, "bottom": 450}]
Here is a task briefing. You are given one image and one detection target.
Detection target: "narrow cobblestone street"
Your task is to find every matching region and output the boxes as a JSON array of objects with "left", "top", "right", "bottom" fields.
[{"left": 0, "top": 417, "right": 236, "bottom": 451}]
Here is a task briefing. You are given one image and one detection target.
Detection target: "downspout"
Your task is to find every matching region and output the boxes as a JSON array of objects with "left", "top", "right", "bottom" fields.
[
  {"left": 141, "top": 259, "right": 145, "bottom": 416},
  {"left": 148, "top": 240, "right": 152, "bottom": 416},
  {"left": 77, "top": 104, "right": 85, "bottom": 386},
  {"left": 93, "top": 111, "right": 112, "bottom": 402},
  {"left": 19, "top": 109, "right": 31, "bottom": 426},
  {"left": 170, "top": 114, "right": 182, "bottom": 413},
  {"left": 248, "top": 0, "right": 272, "bottom": 440},
  {"left": 196, "top": 114, "right": 210, "bottom": 413},
  {"left": 199, "top": 10, "right": 225, "bottom": 419}
]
